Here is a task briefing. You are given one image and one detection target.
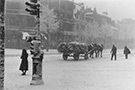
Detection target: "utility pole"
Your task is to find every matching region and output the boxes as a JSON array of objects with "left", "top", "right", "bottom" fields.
[
  {"left": 25, "top": 0, "right": 44, "bottom": 85},
  {"left": 0, "top": 0, "right": 5, "bottom": 89}
]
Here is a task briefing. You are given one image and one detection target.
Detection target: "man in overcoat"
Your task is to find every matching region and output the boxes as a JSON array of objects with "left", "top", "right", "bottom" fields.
[
  {"left": 124, "top": 46, "right": 131, "bottom": 59},
  {"left": 110, "top": 45, "right": 117, "bottom": 60}
]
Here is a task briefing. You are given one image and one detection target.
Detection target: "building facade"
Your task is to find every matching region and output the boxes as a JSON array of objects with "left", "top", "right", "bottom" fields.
[
  {"left": 5, "top": 1, "right": 36, "bottom": 49},
  {"left": 43, "top": 0, "right": 76, "bottom": 43},
  {"left": 5, "top": 0, "right": 119, "bottom": 49},
  {"left": 84, "top": 7, "right": 116, "bottom": 48},
  {"left": 85, "top": 7, "right": 115, "bottom": 27},
  {"left": 5, "top": 0, "right": 80, "bottom": 49}
]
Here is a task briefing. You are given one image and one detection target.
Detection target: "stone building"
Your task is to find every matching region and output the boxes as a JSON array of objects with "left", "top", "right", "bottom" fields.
[
  {"left": 84, "top": 7, "right": 116, "bottom": 48},
  {"left": 43, "top": 0, "right": 76, "bottom": 43},
  {"left": 5, "top": 0, "right": 118, "bottom": 49},
  {"left": 5, "top": 1, "right": 36, "bottom": 49}
]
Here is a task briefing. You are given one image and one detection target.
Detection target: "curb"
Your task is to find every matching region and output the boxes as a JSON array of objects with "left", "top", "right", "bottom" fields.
[{"left": 5, "top": 53, "right": 61, "bottom": 57}]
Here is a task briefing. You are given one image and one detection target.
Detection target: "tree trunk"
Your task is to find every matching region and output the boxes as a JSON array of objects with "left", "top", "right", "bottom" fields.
[
  {"left": 103, "top": 36, "right": 106, "bottom": 50},
  {"left": 0, "top": 0, "right": 5, "bottom": 89},
  {"left": 46, "top": 29, "right": 50, "bottom": 52}
]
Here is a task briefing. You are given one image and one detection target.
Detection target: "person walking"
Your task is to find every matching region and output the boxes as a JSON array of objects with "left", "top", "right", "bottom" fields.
[
  {"left": 19, "top": 49, "right": 28, "bottom": 75},
  {"left": 124, "top": 46, "right": 131, "bottom": 59},
  {"left": 110, "top": 45, "right": 117, "bottom": 60}
]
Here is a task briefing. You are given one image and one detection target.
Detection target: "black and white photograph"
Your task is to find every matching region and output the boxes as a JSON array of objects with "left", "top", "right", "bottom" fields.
[{"left": 2, "top": 0, "right": 135, "bottom": 90}]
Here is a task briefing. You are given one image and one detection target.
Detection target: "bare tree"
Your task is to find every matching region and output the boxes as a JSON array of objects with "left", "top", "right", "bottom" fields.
[
  {"left": 40, "top": 5, "right": 59, "bottom": 51},
  {"left": 83, "top": 21, "right": 98, "bottom": 44},
  {"left": 97, "top": 23, "right": 114, "bottom": 48}
]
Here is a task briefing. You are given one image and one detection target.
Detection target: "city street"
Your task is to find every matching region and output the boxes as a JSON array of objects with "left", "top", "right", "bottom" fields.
[
  {"left": 2, "top": 0, "right": 135, "bottom": 90},
  {"left": 4, "top": 49, "right": 135, "bottom": 90}
]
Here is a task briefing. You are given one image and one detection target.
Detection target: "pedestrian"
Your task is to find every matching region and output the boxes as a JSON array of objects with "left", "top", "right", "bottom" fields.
[
  {"left": 124, "top": 46, "right": 131, "bottom": 59},
  {"left": 19, "top": 49, "right": 28, "bottom": 75},
  {"left": 110, "top": 45, "right": 117, "bottom": 60}
]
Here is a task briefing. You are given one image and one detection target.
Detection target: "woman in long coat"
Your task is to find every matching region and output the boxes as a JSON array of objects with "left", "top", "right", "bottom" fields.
[
  {"left": 124, "top": 46, "right": 131, "bottom": 59},
  {"left": 19, "top": 49, "right": 28, "bottom": 75}
]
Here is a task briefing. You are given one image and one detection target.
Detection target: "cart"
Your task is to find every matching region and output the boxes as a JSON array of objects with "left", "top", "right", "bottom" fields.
[{"left": 57, "top": 42, "right": 89, "bottom": 60}]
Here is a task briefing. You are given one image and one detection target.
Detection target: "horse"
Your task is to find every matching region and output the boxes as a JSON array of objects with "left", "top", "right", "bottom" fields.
[
  {"left": 94, "top": 44, "right": 104, "bottom": 58},
  {"left": 87, "top": 44, "right": 96, "bottom": 59}
]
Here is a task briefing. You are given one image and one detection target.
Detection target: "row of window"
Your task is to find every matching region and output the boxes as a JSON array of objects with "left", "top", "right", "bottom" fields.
[{"left": 5, "top": 14, "right": 36, "bottom": 29}]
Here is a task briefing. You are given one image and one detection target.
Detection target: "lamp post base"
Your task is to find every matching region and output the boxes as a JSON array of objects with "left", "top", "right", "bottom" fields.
[
  {"left": 30, "top": 56, "right": 44, "bottom": 85},
  {"left": 30, "top": 76, "right": 44, "bottom": 85},
  {"left": 30, "top": 80, "right": 44, "bottom": 85}
]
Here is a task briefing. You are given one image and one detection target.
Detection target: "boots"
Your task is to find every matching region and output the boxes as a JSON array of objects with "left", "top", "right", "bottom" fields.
[{"left": 21, "top": 70, "right": 26, "bottom": 75}]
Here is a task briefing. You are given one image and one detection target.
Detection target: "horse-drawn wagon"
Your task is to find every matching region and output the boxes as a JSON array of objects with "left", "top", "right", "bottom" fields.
[{"left": 57, "top": 41, "right": 89, "bottom": 60}]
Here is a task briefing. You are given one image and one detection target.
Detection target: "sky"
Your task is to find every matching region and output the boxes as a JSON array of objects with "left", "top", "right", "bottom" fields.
[{"left": 74, "top": 0, "right": 135, "bottom": 21}]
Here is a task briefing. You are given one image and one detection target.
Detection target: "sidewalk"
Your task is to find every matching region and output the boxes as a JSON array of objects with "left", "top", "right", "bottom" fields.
[{"left": 5, "top": 49, "right": 60, "bottom": 56}]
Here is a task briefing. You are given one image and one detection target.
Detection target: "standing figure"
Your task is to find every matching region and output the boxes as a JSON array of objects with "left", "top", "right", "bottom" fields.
[
  {"left": 124, "top": 46, "right": 131, "bottom": 59},
  {"left": 19, "top": 49, "right": 28, "bottom": 75},
  {"left": 110, "top": 45, "right": 117, "bottom": 60}
]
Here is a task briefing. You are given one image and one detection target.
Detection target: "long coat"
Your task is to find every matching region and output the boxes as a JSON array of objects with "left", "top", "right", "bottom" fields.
[
  {"left": 111, "top": 45, "right": 117, "bottom": 54},
  {"left": 124, "top": 47, "right": 131, "bottom": 54},
  {"left": 19, "top": 50, "right": 28, "bottom": 71}
]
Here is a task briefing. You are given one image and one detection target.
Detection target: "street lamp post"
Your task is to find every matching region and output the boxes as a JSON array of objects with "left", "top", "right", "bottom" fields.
[
  {"left": 25, "top": 0, "right": 44, "bottom": 85},
  {"left": 30, "top": 40, "right": 44, "bottom": 85}
]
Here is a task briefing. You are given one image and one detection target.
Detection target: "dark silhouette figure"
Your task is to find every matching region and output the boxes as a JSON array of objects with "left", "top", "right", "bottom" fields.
[
  {"left": 110, "top": 45, "right": 117, "bottom": 60},
  {"left": 88, "top": 44, "right": 95, "bottom": 58},
  {"left": 124, "top": 46, "right": 131, "bottom": 59},
  {"left": 19, "top": 49, "right": 28, "bottom": 75},
  {"left": 95, "top": 44, "right": 104, "bottom": 58}
]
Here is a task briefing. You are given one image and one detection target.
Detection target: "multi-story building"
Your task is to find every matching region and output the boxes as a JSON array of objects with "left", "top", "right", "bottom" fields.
[
  {"left": 5, "top": 1, "right": 36, "bottom": 49},
  {"left": 43, "top": 0, "right": 76, "bottom": 43},
  {"left": 85, "top": 7, "right": 115, "bottom": 27},
  {"left": 6, "top": 1, "right": 36, "bottom": 31},
  {"left": 84, "top": 7, "right": 116, "bottom": 48},
  {"left": 5, "top": 0, "right": 117, "bottom": 49},
  {"left": 5, "top": 0, "right": 78, "bottom": 49},
  {"left": 72, "top": 2, "right": 87, "bottom": 43}
]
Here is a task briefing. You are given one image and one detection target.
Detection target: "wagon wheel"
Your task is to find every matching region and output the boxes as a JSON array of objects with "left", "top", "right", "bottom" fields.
[
  {"left": 63, "top": 54, "right": 68, "bottom": 60},
  {"left": 73, "top": 53, "right": 79, "bottom": 60},
  {"left": 84, "top": 53, "right": 88, "bottom": 60}
]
